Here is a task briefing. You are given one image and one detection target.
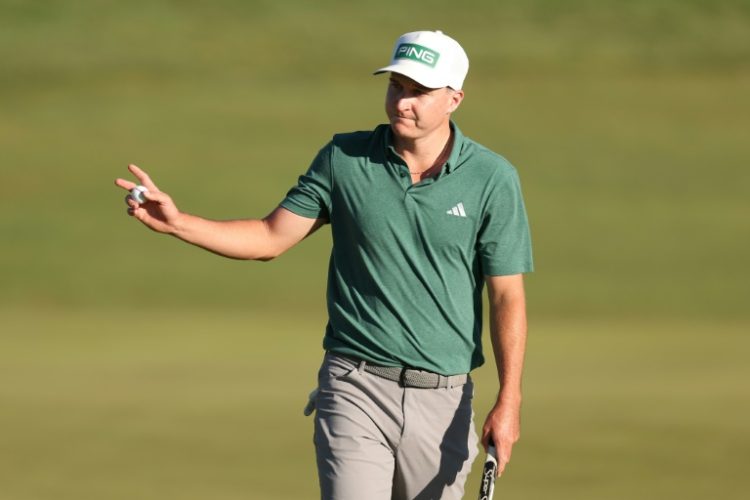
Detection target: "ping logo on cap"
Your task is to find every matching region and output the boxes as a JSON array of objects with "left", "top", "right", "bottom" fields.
[{"left": 395, "top": 43, "right": 440, "bottom": 68}]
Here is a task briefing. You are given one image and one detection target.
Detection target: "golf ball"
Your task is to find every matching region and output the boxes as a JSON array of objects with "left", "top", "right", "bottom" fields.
[{"left": 130, "top": 185, "right": 149, "bottom": 204}]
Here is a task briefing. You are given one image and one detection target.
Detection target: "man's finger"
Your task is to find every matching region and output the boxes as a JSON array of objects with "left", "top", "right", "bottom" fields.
[
  {"left": 128, "top": 164, "right": 159, "bottom": 191},
  {"left": 115, "top": 178, "right": 137, "bottom": 191},
  {"left": 480, "top": 424, "right": 495, "bottom": 451},
  {"left": 139, "top": 187, "right": 172, "bottom": 205},
  {"left": 495, "top": 439, "right": 513, "bottom": 477},
  {"left": 140, "top": 188, "right": 157, "bottom": 202}
]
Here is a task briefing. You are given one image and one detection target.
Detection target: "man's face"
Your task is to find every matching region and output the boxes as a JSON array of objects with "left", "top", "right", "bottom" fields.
[{"left": 385, "top": 72, "right": 464, "bottom": 142}]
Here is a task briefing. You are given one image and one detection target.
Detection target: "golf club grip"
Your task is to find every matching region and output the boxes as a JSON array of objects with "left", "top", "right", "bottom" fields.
[{"left": 478, "top": 443, "right": 498, "bottom": 500}]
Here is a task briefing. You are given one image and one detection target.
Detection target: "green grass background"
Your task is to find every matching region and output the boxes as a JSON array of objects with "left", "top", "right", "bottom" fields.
[{"left": 1, "top": 0, "right": 748, "bottom": 498}]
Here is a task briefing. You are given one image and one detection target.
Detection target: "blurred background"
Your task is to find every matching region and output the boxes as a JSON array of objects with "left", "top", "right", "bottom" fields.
[{"left": 1, "top": 0, "right": 748, "bottom": 498}]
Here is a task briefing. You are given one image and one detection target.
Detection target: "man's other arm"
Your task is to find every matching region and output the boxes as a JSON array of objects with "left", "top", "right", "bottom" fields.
[{"left": 481, "top": 273, "right": 528, "bottom": 476}]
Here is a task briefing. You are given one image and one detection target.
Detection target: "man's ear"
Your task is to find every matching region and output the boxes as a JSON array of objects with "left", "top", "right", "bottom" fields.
[{"left": 447, "top": 89, "right": 465, "bottom": 114}]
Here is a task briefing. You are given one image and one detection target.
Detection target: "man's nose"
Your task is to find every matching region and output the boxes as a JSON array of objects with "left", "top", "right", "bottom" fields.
[{"left": 395, "top": 93, "right": 413, "bottom": 111}]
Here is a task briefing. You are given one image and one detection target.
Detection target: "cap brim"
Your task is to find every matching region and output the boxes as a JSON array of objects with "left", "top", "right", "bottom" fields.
[{"left": 373, "top": 64, "right": 445, "bottom": 90}]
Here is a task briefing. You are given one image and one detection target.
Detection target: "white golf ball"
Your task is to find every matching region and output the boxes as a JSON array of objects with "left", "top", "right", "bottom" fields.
[{"left": 130, "top": 185, "right": 149, "bottom": 204}]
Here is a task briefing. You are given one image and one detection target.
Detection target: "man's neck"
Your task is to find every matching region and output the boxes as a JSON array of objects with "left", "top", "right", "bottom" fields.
[{"left": 393, "top": 123, "right": 453, "bottom": 174}]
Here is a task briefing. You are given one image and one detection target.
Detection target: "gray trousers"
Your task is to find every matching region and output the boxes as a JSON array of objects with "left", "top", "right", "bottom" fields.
[{"left": 312, "top": 352, "right": 479, "bottom": 500}]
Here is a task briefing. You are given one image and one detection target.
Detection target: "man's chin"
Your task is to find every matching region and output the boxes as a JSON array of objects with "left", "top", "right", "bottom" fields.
[{"left": 390, "top": 120, "right": 418, "bottom": 138}]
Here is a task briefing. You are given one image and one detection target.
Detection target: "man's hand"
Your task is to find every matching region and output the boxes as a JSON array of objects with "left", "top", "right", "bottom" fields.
[
  {"left": 115, "top": 164, "right": 181, "bottom": 234},
  {"left": 481, "top": 399, "right": 521, "bottom": 477}
]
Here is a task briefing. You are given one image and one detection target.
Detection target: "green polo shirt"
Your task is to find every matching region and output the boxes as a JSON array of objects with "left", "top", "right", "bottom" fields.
[{"left": 280, "top": 122, "right": 533, "bottom": 375}]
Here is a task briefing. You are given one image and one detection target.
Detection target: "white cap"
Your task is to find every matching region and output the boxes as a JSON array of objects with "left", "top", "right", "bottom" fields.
[{"left": 374, "top": 30, "right": 469, "bottom": 90}]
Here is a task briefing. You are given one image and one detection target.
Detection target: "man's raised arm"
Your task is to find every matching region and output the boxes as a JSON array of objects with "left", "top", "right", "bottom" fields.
[{"left": 115, "top": 164, "right": 326, "bottom": 261}]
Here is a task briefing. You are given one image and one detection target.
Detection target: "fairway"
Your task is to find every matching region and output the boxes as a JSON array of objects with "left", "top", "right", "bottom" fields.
[
  {"left": 1, "top": 310, "right": 748, "bottom": 499},
  {"left": 1, "top": 0, "right": 749, "bottom": 498}
]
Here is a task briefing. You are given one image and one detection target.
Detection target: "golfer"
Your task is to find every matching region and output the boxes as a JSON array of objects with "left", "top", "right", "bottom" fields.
[{"left": 116, "top": 30, "right": 533, "bottom": 500}]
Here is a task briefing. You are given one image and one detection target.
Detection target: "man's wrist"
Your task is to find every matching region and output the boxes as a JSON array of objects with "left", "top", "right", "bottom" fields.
[
  {"left": 170, "top": 211, "right": 189, "bottom": 237},
  {"left": 496, "top": 389, "right": 522, "bottom": 408}
]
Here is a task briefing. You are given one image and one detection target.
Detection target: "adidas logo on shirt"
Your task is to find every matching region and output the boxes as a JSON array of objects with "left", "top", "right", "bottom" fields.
[{"left": 446, "top": 202, "right": 467, "bottom": 217}]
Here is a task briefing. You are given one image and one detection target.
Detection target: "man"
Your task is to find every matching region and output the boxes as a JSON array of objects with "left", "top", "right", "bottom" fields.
[{"left": 116, "top": 30, "right": 533, "bottom": 500}]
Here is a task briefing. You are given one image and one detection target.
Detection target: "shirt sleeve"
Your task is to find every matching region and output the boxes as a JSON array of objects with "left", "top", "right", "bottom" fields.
[
  {"left": 477, "top": 166, "right": 534, "bottom": 276},
  {"left": 279, "top": 141, "right": 334, "bottom": 220}
]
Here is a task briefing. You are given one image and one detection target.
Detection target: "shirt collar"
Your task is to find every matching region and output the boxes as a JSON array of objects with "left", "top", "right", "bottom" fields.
[
  {"left": 444, "top": 121, "right": 464, "bottom": 174},
  {"left": 384, "top": 121, "right": 465, "bottom": 174}
]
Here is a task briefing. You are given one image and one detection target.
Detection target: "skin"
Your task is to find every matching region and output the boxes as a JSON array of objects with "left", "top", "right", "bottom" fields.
[
  {"left": 116, "top": 164, "right": 322, "bottom": 261},
  {"left": 384, "top": 73, "right": 464, "bottom": 181},
  {"left": 483, "top": 274, "right": 527, "bottom": 477},
  {"left": 115, "top": 70, "right": 526, "bottom": 478}
]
